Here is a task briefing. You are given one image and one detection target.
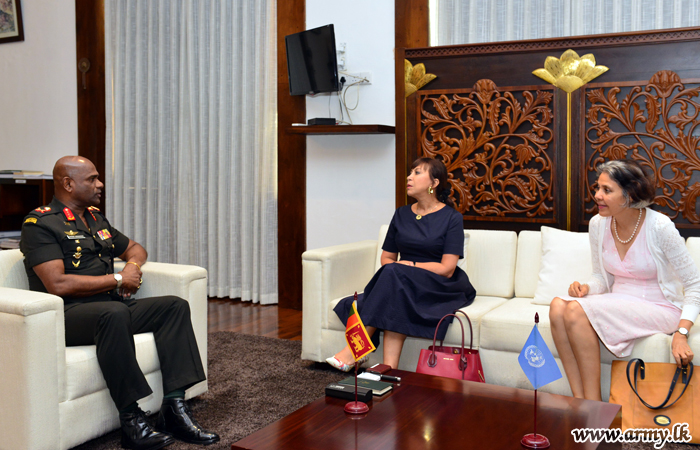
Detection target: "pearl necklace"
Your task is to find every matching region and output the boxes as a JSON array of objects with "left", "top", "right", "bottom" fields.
[
  {"left": 415, "top": 202, "right": 440, "bottom": 220},
  {"left": 613, "top": 208, "right": 643, "bottom": 244}
]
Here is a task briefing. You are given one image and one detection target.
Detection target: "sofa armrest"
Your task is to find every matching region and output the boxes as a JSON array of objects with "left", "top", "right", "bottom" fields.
[
  {"left": 301, "top": 240, "right": 377, "bottom": 361},
  {"left": 116, "top": 261, "right": 209, "bottom": 397},
  {"left": 0, "top": 288, "right": 64, "bottom": 450}
]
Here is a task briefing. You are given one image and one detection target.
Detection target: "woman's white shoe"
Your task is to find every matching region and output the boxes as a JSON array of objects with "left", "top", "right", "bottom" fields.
[
  {"left": 326, "top": 356, "right": 353, "bottom": 372},
  {"left": 325, "top": 355, "right": 370, "bottom": 372}
]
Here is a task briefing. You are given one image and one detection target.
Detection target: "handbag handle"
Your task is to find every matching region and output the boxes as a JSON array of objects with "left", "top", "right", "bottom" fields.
[
  {"left": 428, "top": 313, "right": 468, "bottom": 372},
  {"left": 625, "top": 358, "right": 693, "bottom": 410},
  {"left": 436, "top": 310, "right": 474, "bottom": 350}
]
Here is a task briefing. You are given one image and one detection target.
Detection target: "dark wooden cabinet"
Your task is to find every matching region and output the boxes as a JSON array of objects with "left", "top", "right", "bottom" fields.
[{"left": 0, "top": 178, "right": 54, "bottom": 231}]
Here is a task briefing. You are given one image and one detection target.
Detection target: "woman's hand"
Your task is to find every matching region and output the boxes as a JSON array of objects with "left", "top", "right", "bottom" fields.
[
  {"left": 396, "top": 260, "right": 414, "bottom": 266},
  {"left": 567, "top": 281, "right": 589, "bottom": 298},
  {"left": 672, "top": 332, "right": 694, "bottom": 367}
]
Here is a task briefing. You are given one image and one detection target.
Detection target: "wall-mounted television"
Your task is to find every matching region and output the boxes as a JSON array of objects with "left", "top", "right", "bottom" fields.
[{"left": 285, "top": 24, "right": 340, "bottom": 96}]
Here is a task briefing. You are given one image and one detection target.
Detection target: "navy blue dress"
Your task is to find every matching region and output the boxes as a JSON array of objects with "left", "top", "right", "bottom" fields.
[{"left": 334, "top": 205, "right": 476, "bottom": 346}]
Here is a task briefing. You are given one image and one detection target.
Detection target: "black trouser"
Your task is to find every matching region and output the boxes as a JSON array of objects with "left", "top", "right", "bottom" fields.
[{"left": 64, "top": 296, "right": 206, "bottom": 411}]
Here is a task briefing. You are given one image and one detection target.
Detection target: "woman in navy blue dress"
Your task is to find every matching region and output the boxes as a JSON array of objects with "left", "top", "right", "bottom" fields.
[{"left": 327, "top": 157, "right": 476, "bottom": 371}]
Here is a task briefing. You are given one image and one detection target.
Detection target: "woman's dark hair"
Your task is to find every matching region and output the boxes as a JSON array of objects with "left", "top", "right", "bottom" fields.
[
  {"left": 596, "top": 159, "right": 656, "bottom": 208},
  {"left": 410, "top": 157, "right": 454, "bottom": 208}
]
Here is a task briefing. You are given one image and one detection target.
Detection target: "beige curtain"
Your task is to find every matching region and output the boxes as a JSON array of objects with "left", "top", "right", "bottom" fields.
[
  {"left": 105, "top": 0, "right": 278, "bottom": 304},
  {"left": 432, "top": 0, "right": 700, "bottom": 45}
]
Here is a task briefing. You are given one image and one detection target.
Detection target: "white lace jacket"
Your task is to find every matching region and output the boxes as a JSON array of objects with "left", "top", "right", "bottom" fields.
[{"left": 586, "top": 208, "right": 700, "bottom": 323}]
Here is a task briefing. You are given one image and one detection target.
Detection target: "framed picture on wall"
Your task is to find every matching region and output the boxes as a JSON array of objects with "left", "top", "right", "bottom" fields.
[{"left": 0, "top": 0, "right": 23, "bottom": 44}]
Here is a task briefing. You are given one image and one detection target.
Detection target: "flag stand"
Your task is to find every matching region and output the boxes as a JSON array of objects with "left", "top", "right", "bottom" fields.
[
  {"left": 520, "top": 312, "right": 552, "bottom": 449},
  {"left": 343, "top": 292, "right": 373, "bottom": 415},
  {"left": 344, "top": 361, "right": 369, "bottom": 414},
  {"left": 520, "top": 388, "right": 550, "bottom": 448}
]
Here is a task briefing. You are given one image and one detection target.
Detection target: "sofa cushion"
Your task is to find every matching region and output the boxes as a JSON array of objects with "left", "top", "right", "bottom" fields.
[
  {"left": 514, "top": 231, "right": 541, "bottom": 298},
  {"left": 447, "top": 296, "right": 508, "bottom": 348},
  {"left": 532, "top": 226, "right": 592, "bottom": 305},
  {"left": 464, "top": 229, "right": 517, "bottom": 298},
  {"left": 328, "top": 297, "right": 346, "bottom": 332},
  {"left": 480, "top": 298, "right": 556, "bottom": 354},
  {"left": 64, "top": 333, "right": 160, "bottom": 401}
]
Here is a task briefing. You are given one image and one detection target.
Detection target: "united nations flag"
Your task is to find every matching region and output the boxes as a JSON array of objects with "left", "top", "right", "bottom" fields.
[{"left": 518, "top": 323, "right": 562, "bottom": 390}]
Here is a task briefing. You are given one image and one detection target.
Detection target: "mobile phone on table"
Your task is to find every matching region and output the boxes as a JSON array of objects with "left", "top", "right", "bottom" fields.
[{"left": 367, "top": 363, "right": 391, "bottom": 375}]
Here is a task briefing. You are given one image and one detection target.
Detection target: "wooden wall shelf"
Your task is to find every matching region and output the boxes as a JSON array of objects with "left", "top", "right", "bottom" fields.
[
  {"left": 0, "top": 178, "right": 54, "bottom": 231},
  {"left": 285, "top": 124, "right": 395, "bottom": 135}
]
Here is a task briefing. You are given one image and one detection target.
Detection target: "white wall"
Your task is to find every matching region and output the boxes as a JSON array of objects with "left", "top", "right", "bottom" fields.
[
  {"left": 306, "top": 0, "right": 396, "bottom": 250},
  {"left": 0, "top": 0, "right": 78, "bottom": 174}
]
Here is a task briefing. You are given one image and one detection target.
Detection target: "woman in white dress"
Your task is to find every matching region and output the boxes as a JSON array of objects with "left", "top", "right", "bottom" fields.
[{"left": 549, "top": 159, "right": 700, "bottom": 401}]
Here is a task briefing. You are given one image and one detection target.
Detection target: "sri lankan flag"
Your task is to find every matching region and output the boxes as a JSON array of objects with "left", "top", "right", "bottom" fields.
[{"left": 345, "top": 297, "right": 376, "bottom": 361}]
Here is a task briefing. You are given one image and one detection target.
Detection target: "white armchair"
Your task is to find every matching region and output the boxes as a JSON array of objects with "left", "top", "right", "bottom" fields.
[{"left": 0, "top": 249, "right": 209, "bottom": 450}]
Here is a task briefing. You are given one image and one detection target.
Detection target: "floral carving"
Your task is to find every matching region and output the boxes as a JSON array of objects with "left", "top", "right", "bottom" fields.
[
  {"left": 585, "top": 70, "right": 700, "bottom": 224},
  {"left": 419, "top": 80, "right": 555, "bottom": 219}
]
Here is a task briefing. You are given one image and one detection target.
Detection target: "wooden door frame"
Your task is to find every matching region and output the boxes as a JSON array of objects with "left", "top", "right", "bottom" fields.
[
  {"left": 75, "top": 0, "right": 106, "bottom": 200},
  {"left": 277, "top": 0, "right": 306, "bottom": 309}
]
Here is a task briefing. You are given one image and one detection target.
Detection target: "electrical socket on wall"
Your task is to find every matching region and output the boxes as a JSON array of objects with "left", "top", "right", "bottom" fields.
[
  {"left": 342, "top": 72, "right": 372, "bottom": 85},
  {"left": 337, "top": 42, "right": 347, "bottom": 70}
]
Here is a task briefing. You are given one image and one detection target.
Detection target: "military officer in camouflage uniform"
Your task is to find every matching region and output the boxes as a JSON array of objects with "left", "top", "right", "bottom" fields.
[{"left": 20, "top": 156, "right": 219, "bottom": 449}]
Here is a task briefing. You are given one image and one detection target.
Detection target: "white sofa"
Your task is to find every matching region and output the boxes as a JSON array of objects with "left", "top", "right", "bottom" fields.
[
  {"left": 302, "top": 226, "right": 700, "bottom": 401},
  {"left": 0, "top": 249, "right": 209, "bottom": 450}
]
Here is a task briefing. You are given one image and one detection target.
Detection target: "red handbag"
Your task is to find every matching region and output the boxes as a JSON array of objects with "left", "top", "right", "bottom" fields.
[{"left": 416, "top": 311, "right": 485, "bottom": 382}]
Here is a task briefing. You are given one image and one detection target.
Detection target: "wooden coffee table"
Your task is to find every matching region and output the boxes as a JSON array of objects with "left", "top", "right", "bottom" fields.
[{"left": 231, "top": 369, "right": 621, "bottom": 449}]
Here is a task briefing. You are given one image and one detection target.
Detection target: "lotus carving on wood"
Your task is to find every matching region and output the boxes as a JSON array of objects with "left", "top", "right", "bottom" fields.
[
  {"left": 405, "top": 59, "right": 437, "bottom": 98},
  {"left": 533, "top": 49, "right": 608, "bottom": 93}
]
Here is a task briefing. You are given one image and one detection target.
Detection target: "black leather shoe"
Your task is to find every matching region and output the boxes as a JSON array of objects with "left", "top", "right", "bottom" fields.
[
  {"left": 156, "top": 398, "right": 220, "bottom": 445},
  {"left": 120, "top": 408, "right": 175, "bottom": 450}
]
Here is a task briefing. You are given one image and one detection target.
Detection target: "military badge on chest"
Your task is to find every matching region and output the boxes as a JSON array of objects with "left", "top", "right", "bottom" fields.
[
  {"left": 97, "top": 229, "right": 112, "bottom": 240},
  {"left": 71, "top": 242, "right": 83, "bottom": 268},
  {"left": 64, "top": 230, "right": 87, "bottom": 240},
  {"left": 64, "top": 224, "right": 86, "bottom": 268}
]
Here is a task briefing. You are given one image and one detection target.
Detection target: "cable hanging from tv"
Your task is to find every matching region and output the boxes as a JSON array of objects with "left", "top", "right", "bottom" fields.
[{"left": 285, "top": 24, "right": 371, "bottom": 126}]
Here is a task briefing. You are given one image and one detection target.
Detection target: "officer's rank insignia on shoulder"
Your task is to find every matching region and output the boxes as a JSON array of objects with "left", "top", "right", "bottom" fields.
[
  {"left": 63, "top": 208, "right": 76, "bottom": 221},
  {"left": 35, "top": 206, "right": 51, "bottom": 213},
  {"left": 24, "top": 217, "right": 37, "bottom": 224}
]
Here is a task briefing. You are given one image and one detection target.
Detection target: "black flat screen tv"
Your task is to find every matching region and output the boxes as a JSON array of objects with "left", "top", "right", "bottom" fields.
[{"left": 285, "top": 24, "right": 340, "bottom": 96}]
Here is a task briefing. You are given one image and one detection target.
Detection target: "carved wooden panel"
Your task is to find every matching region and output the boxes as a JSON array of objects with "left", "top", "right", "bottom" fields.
[
  {"left": 398, "top": 27, "right": 700, "bottom": 235},
  {"left": 417, "top": 80, "right": 557, "bottom": 222},
  {"left": 583, "top": 71, "right": 700, "bottom": 230}
]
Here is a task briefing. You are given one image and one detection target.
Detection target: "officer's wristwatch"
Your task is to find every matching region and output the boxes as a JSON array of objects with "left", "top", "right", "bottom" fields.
[
  {"left": 113, "top": 273, "right": 123, "bottom": 289},
  {"left": 676, "top": 327, "right": 689, "bottom": 337}
]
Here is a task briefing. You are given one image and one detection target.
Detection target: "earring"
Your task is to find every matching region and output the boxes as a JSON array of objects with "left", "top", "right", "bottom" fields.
[{"left": 428, "top": 186, "right": 434, "bottom": 195}]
